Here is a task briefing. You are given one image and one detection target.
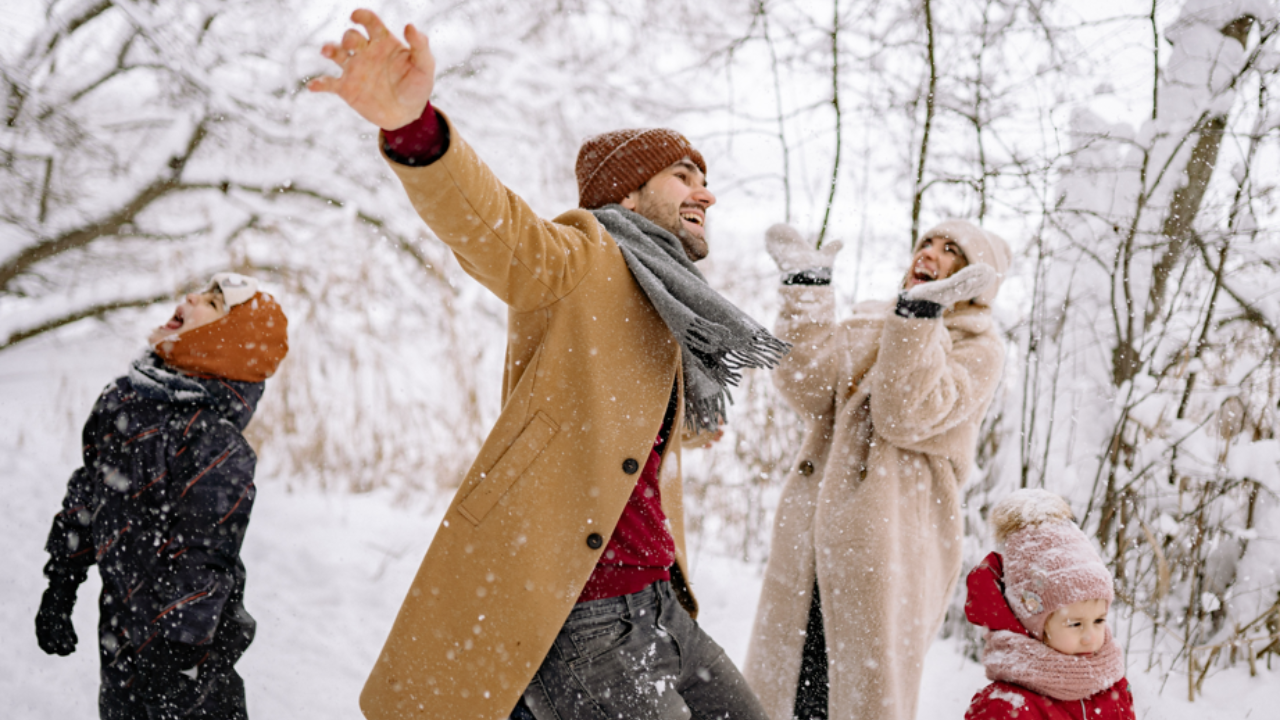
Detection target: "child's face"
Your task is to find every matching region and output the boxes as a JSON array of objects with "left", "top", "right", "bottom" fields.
[
  {"left": 1043, "top": 598, "right": 1109, "bottom": 655},
  {"left": 148, "top": 290, "right": 228, "bottom": 346}
]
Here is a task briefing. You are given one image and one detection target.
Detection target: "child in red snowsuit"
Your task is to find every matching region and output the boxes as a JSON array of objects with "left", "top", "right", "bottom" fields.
[{"left": 964, "top": 489, "right": 1136, "bottom": 720}]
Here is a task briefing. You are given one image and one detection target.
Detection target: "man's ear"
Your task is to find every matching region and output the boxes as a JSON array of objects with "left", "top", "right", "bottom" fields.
[{"left": 619, "top": 189, "right": 640, "bottom": 211}]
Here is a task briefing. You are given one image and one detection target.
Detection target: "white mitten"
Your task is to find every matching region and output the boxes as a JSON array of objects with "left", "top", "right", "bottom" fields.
[
  {"left": 904, "top": 263, "right": 997, "bottom": 308},
  {"left": 765, "top": 223, "right": 843, "bottom": 274}
]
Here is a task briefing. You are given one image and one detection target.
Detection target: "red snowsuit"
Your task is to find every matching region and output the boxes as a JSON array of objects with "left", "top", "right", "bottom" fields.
[{"left": 964, "top": 552, "right": 1136, "bottom": 720}]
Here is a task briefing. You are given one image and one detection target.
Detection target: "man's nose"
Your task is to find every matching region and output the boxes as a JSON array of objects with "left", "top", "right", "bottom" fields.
[{"left": 692, "top": 186, "right": 715, "bottom": 208}]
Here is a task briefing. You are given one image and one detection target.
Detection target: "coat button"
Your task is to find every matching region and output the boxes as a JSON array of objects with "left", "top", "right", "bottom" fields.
[
  {"left": 622, "top": 458, "right": 640, "bottom": 474},
  {"left": 586, "top": 533, "right": 604, "bottom": 549},
  {"left": 798, "top": 460, "right": 815, "bottom": 476}
]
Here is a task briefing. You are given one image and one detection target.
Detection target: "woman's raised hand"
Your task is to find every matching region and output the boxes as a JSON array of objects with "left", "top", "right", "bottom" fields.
[
  {"left": 307, "top": 8, "right": 435, "bottom": 130},
  {"left": 765, "top": 223, "right": 843, "bottom": 274},
  {"left": 904, "top": 263, "right": 997, "bottom": 308}
]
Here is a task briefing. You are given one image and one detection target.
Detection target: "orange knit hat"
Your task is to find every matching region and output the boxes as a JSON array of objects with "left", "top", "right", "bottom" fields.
[
  {"left": 154, "top": 291, "right": 289, "bottom": 382},
  {"left": 575, "top": 128, "right": 706, "bottom": 209}
]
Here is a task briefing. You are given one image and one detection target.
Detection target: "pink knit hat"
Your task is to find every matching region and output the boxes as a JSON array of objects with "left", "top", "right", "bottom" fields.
[{"left": 992, "top": 489, "right": 1114, "bottom": 639}]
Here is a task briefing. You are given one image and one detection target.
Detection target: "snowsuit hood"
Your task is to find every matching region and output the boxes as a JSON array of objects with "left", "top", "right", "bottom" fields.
[{"left": 130, "top": 353, "right": 264, "bottom": 430}]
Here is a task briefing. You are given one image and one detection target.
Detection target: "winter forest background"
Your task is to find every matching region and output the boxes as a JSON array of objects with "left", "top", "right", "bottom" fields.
[{"left": 4, "top": 0, "right": 1280, "bottom": 717}]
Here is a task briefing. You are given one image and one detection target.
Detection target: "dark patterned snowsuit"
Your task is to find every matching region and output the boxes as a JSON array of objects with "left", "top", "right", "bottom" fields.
[{"left": 43, "top": 354, "right": 262, "bottom": 719}]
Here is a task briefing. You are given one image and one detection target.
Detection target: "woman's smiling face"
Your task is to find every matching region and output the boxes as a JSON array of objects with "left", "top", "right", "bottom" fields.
[{"left": 903, "top": 233, "right": 968, "bottom": 289}]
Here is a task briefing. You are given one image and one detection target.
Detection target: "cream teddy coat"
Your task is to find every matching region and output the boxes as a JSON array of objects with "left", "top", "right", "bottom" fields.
[{"left": 745, "top": 286, "right": 1004, "bottom": 720}]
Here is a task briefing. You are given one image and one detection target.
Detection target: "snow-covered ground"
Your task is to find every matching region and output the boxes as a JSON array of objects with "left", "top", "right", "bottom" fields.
[{"left": 3, "top": 325, "right": 1277, "bottom": 718}]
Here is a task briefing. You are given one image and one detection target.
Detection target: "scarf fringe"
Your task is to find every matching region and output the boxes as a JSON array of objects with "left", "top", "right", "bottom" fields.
[
  {"left": 592, "top": 206, "right": 792, "bottom": 434},
  {"left": 685, "top": 391, "right": 729, "bottom": 435},
  {"left": 685, "top": 320, "right": 791, "bottom": 380}
]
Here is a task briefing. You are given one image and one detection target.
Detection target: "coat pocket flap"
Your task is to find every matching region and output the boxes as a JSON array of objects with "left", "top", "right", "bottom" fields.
[{"left": 458, "top": 411, "right": 559, "bottom": 526}]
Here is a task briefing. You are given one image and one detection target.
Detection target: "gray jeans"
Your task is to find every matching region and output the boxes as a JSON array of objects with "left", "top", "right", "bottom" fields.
[{"left": 517, "top": 581, "right": 769, "bottom": 720}]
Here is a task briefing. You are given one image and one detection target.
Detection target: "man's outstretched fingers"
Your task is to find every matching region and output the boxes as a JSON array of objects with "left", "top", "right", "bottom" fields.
[
  {"left": 405, "top": 23, "right": 429, "bottom": 58},
  {"left": 307, "top": 73, "right": 339, "bottom": 94},
  {"left": 352, "top": 7, "right": 392, "bottom": 41},
  {"left": 307, "top": 8, "right": 434, "bottom": 128},
  {"left": 340, "top": 28, "right": 369, "bottom": 55}
]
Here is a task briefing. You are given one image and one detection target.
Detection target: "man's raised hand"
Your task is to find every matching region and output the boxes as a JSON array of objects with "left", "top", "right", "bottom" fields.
[{"left": 307, "top": 8, "right": 435, "bottom": 130}]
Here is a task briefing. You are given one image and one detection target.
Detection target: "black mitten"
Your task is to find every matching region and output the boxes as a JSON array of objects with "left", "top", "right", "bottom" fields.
[{"left": 35, "top": 581, "right": 79, "bottom": 656}]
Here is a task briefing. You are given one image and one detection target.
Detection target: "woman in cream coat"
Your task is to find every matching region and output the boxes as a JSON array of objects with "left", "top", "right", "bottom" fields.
[{"left": 745, "top": 220, "right": 1010, "bottom": 720}]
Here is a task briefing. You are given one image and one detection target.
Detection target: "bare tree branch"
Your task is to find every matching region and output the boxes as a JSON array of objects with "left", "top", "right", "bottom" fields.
[
  {"left": 909, "top": 0, "right": 937, "bottom": 245},
  {"left": 816, "top": 0, "right": 843, "bottom": 249},
  {"left": 0, "top": 118, "right": 210, "bottom": 292},
  {"left": 0, "top": 292, "right": 173, "bottom": 352}
]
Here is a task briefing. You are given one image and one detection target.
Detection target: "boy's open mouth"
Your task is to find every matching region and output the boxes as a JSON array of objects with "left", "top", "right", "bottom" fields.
[{"left": 163, "top": 308, "right": 185, "bottom": 330}]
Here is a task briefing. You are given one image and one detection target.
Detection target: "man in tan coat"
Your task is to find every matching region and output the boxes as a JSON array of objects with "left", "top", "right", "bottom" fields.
[
  {"left": 309, "top": 9, "right": 783, "bottom": 720},
  {"left": 744, "top": 221, "right": 1010, "bottom": 720}
]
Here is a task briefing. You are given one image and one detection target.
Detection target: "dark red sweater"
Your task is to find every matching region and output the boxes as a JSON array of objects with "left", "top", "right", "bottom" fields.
[
  {"left": 576, "top": 431, "right": 675, "bottom": 602},
  {"left": 383, "top": 108, "right": 677, "bottom": 602}
]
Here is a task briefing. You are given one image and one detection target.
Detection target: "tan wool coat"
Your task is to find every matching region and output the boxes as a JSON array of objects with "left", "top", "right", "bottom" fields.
[
  {"left": 359, "top": 114, "right": 699, "bottom": 720},
  {"left": 744, "top": 285, "right": 1004, "bottom": 720}
]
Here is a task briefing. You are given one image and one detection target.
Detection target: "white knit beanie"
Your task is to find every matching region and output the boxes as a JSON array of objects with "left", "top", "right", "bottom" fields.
[
  {"left": 914, "top": 220, "right": 1011, "bottom": 307},
  {"left": 991, "top": 489, "right": 1114, "bottom": 639}
]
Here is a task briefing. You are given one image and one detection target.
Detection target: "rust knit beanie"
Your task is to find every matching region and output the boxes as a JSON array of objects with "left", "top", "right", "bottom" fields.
[
  {"left": 576, "top": 128, "right": 707, "bottom": 209},
  {"left": 154, "top": 291, "right": 289, "bottom": 382}
]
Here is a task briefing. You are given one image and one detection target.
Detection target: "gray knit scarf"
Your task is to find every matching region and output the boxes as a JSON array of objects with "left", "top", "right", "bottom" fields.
[{"left": 591, "top": 205, "right": 790, "bottom": 433}]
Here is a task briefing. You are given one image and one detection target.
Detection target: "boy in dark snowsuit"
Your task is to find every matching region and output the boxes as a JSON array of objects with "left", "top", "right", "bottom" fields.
[{"left": 35, "top": 273, "right": 288, "bottom": 720}]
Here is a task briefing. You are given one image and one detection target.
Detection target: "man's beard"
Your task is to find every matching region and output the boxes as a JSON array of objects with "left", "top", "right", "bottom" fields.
[{"left": 635, "top": 195, "right": 709, "bottom": 262}]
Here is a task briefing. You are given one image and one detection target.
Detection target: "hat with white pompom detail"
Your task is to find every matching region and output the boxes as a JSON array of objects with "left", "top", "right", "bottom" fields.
[
  {"left": 992, "top": 489, "right": 1114, "bottom": 639},
  {"left": 206, "top": 272, "right": 259, "bottom": 308},
  {"left": 576, "top": 128, "right": 707, "bottom": 210},
  {"left": 154, "top": 274, "right": 289, "bottom": 383},
  {"left": 914, "top": 220, "right": 1011, "bottom": 307}
]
